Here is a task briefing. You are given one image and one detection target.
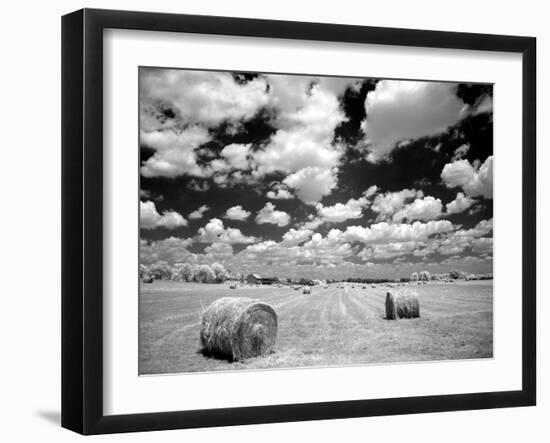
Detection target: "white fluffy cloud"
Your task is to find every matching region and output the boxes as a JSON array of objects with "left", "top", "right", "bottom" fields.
[
  {"left": 208, "top": 143, "right": 252, "bottom": 174},
  {"left": 371, "top": 189, "right": 423, "bottom": 220},
  {"left": 283, "top": 166, "right": 338, "bottom": 204},
  {"left": 413, "top": 218, "right": 493, "bottom": 257},
  {"left": 255, "top": 203, "right": 291, "bottom": 227},
  {"left": 441, "top": 156, "right": 493, "bottom": 198},
  {"left": 203, "top": 242, "right": 235, "bottom": 261},
  {"left": 239, "top": 230, "right": 353, "bottom": 267},
  {"left": 196, "top": 218, "right": 257, "bottom": 244},
  {"left": 359, "top": 241, "right": 419, "bottom": 261},
  {"left": 446, "top": 192, "right": 475, "bottom": 215},
  {"left": 471, "top": 237, "right": 493, "bottom": 254},
  {"left": 361, "top": 80, "right": 466, "bottom": 161},
  {"left": 140, "top": 126, "right": 212, "bottom": 178},
  {"left": 188, "top": 205, "right": 209, "bottom": 219},
  {"left": 392, "top": 196, "right": 443, "bottom": 222},
  {"left": 452, "top": 144, "right": 470, "bottom": 161},
  {"left": 253, "top": 78, "right": 346, "bottom": 176},
  {"left": 315, "top": 192, "right": 371, "bottom": 223},
  {"left": 140, "top": 237, "right": 195, "bottom": 265},
  {"left": 140, "top": 201, "right": 187, "bottom": 229},
  {"left": 280, "top": 228, "right": 313, "bottom": 246},
  {"left": 140, "top": 69, "right": 269, "bottom": 131},
  {"left": 341, "top": 220, "right": 455, "bottom": 244},
  {"left": 266, "top": 184, "right": 293, "bottom": 200},
  {"left": 252, "top": 79, "right": 349, "bottom": 203},
  {"left": 224, "top": 205, "right": 251, "bottom": 221}
]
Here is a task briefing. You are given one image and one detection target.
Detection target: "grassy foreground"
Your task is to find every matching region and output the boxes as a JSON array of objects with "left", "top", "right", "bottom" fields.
[{"left": 139, "top": 280, "right": 493, "bottom": 374}]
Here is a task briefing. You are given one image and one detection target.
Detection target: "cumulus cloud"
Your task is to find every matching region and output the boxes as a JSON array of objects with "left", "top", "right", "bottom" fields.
[
  {"left": 361, "top": 80, "right": 466, "bottom": 161},
  {"left": 140, "top": 237, "right": 195, "bottom": 265},
  {"left": 371, "top": 189, "right": 423, "bottom": 220},
  {"left": 341, "top": 219, "right": 455, "bottom": 244},
  {"left": 315, "top": 192, "right": 371, "bottom": 223},
  {"left": 239, "top": 230, "right": 353, "bottom": 267},
  {"left": 208, "top": 144, "right": 253, "bottom": 174},
  {"left": 283, "top": 166, "right": 338, "bottom": 204},
  {"left": 252, "top": 79, "right": 349, "bottom": 203},
  {"left": 224, "top": 205, "right": 251, "bottom": 221},
  {"left": 413, "top": 218, "right": 493, "bottom": 257},
  {"left": 140, "top": 201, "right": 187, "bottom": 229},
  {"left": 140, "top": 69, "right": 269, "bottom": 131},
  {"left": 280, "top": 228, "right": 313, "bottom": 246},
  {"left": 451, "top": 144, "right": 470, "bottom": 161},
  {"left": 441, "top": 156, "right": 493, "bottom": 198},
  {"left": 266, "top": 184, "right": 293, "bottom": 200},
  {"left": 446, "top": 192, "right": 475, "bottom": 215},
  {"left": 392, "top": 196, "right": 443, "bottom": 222},
  {"left": 255, "top": 203, "right": 291, "bottom": 227},
  {"left": 140, "top": 70, "right": 352, "bottom": 201},
  {"left": 140, "top": 126, "right": 212, "bottom": 178},
  {"left": 471, "top": 237, "right": 493, "bottom": 254},
  {"left": 364, "top": 185, "right": 379, "bottom": 198},
  {"left": 188, "top": 205, "right": 209, "bottom": 219},
  {"left": 300, "top": 215, "right": 324, "bottom": 231},
  {"left": 203, "top": 242, "right": 235, "bottom": 261},
  {"left": 359, "top": 241, "right": 419, "bottom": 261},
  {"left": 196, "top": 218, "right": 257, "bottom": 244}
]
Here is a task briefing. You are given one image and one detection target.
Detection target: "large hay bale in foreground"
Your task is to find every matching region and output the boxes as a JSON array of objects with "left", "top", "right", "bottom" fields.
[
  {"left": 385, "top": 289, "right": 420, "bottom": 320},
  {"left": 200, "top": 297, "right": 278, "bottom": 361},
  {"left": 302, "top": 286, "right": 311, "bottom": 294}
]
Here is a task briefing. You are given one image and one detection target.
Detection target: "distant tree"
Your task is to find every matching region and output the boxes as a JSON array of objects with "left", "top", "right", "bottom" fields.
[
  {"left": 139, "top": 264, "right": 148, "bottom": 279},
  {"left": 148, "top": 261, "right": 172, "bottom": 280},
  {"left": 211, "top": 262, "right": 229, "bottom": 283},
  {"left": 410, "top": 272, "right": 419, "bottom": 281},
  {"left": 419, "top": 270, "right": 431, "bottom": 281},
  {"left": 195, "top": 264, "right": 216, "bottom": 283},
  {"left": 172, "top": 263, "right": 195, "bottom": 282},
  {"left": 449, "top": 269, "right": 465, "bottom": 280}
]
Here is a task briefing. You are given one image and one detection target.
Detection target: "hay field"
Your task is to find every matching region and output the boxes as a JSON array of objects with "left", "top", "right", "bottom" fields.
[{"left": 139, "top": 281, "right": 493, "bottom": 374}]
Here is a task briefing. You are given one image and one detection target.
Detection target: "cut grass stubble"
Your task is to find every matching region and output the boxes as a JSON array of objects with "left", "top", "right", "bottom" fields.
[{"left": 139, "top": 281, "right": 493, "bottom": 374}]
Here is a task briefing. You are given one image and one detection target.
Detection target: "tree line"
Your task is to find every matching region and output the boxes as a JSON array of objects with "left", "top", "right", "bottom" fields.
[{"left": 140, "top": 261, "right": 230, "bottom": 283}]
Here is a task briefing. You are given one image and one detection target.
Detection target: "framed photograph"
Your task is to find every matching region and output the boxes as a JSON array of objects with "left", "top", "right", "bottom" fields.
[{"left": 62, "top": 8, "right": 536, "bottom": 435}]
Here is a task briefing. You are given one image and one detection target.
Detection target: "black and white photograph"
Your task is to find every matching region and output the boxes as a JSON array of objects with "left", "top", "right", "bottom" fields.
[{"left": 138, "top": 68, "right": 494, "bottom": 375}]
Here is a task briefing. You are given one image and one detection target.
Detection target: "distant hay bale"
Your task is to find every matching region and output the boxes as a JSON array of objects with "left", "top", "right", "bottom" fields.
[
  {"left": 143, "top": 276, "right": 153, "bottom": 284},
  {"left": 200, "top": 297, "right": 278, "bottom": 361},
  {"left": 302, "top": 286, "right": 311, "bottom": 294},
  {"left": 229, "top": 284, "right": 237, "bottom": 289},
  {"left": 385, "top": 289, "right": 420, "bottom": 320}
]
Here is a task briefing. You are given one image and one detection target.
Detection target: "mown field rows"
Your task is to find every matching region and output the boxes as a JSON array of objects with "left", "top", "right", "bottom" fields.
[{"left": 139, "top": 281, "right": 493, "bottom": 374}]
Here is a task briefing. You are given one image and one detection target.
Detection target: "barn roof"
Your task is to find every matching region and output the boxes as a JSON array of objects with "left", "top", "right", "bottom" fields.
[{"left": 248, "top": 273, "right": 262, "bottom": 279}]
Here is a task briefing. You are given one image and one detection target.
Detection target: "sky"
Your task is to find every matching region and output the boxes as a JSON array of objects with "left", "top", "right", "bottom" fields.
[{"left": 139, "top": 67, "right": 493, "bottom": 279}]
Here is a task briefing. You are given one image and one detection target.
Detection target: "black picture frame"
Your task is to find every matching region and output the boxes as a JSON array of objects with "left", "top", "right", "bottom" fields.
[{"left": 61, "top": 8, "right": 537, "bottom": 435}]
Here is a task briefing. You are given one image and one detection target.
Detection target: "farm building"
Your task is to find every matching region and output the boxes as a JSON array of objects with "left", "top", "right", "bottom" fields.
[
  {"left": 246, "top": 273, "right": 262, "bottom": 284},
  {"left": 245, "top": 274, "right": 279, "bottom": 285}
]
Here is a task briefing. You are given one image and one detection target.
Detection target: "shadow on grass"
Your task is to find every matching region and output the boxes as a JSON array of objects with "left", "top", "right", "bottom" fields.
[{"left": 197, "top": 348, "right": 234, "bottom": 363}]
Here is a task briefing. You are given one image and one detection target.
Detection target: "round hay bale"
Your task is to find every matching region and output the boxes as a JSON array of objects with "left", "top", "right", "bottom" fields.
[
  {"left": 142, "top": 276, "right": 153, "bottom": 284},
  {"left": 200, "top": 297, "right": 278, "bottom": 361},
  {"left": 229, "top": 284, "right": 237, "bottom": 289},
  {"left": 385, "top": 289, "right": 420, "bottom": 320},
  {"left": 302, "top": 286, "right": 311, "bottom": 294}
]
